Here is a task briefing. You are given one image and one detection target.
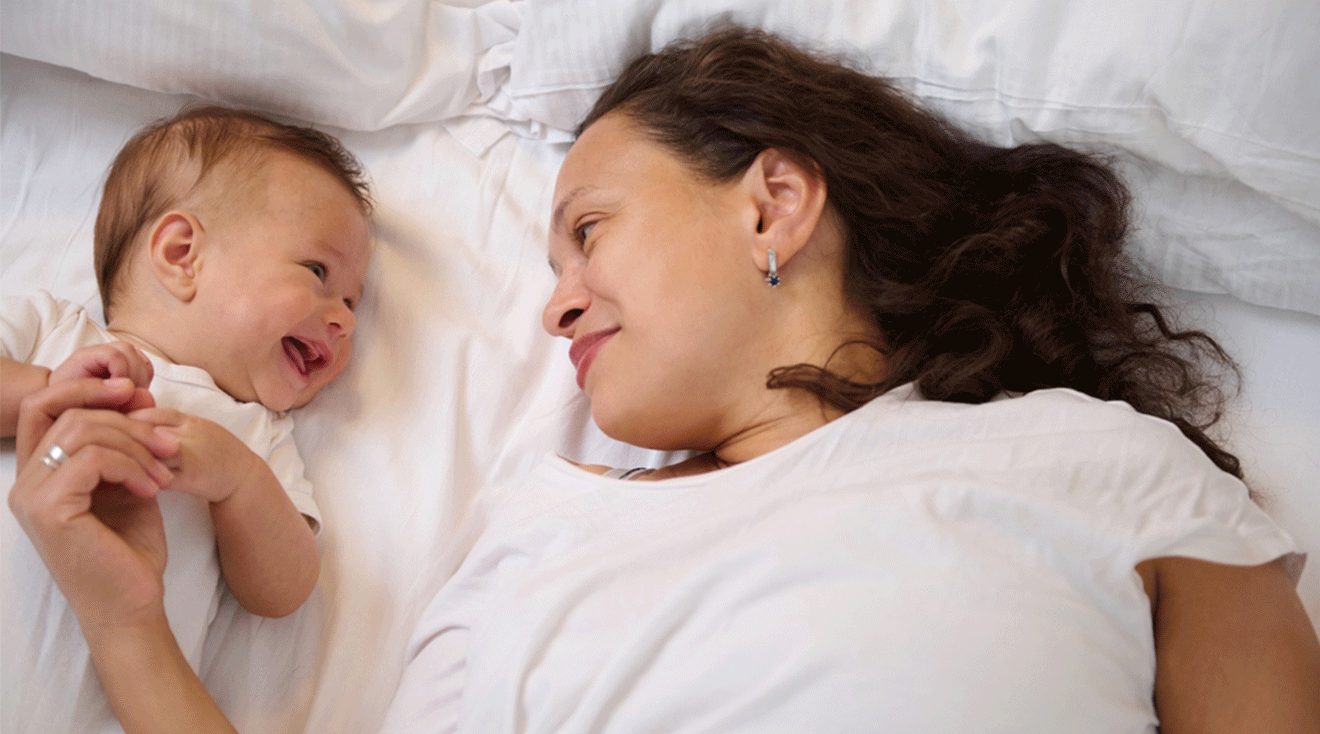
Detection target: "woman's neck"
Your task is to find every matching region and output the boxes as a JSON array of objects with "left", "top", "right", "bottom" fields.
[{"left": 640, "top": 395, "right": 845, "bottom": 480}]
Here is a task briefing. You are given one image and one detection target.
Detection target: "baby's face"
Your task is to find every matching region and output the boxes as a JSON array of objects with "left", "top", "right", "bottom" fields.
[{"left": 188, "top": 152, "right": 370, "bottom": 411}]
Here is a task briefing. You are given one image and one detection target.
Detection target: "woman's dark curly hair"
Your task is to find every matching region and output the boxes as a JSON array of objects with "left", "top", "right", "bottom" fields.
[{"left": 578, "top": 25, "right": 1243, "bottom": 479}]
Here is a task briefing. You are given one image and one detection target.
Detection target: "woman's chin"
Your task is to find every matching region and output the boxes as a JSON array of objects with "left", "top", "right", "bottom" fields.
[{"left": 592, "top": 404, "right": 695, "bottom": 453}]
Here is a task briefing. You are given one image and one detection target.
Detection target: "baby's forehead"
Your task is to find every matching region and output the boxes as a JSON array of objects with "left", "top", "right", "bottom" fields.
[{"left": 196, "top": 149, "right": 359, "bottom": 217}]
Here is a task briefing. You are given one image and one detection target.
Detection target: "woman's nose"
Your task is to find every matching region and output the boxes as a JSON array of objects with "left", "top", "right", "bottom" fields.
[{"left": 542, "top": 270, "right": 588, "bottom": 337}]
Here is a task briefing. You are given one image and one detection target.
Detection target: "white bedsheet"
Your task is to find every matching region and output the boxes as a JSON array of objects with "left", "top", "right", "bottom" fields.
[{"left": 2, "top": 2, "right": 1318, "bottom": 731}]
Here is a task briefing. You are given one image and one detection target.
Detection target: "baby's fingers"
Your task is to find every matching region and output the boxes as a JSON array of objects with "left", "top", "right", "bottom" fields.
[
  {"left": 126, "top": 407, "right": 188, "bottom": 428},
  {"left": 121, "top": 387, "right": 156, "bottom": 414}
]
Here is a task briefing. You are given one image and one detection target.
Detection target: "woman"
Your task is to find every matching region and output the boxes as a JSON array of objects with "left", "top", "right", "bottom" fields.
[{"left": 10, "top": 26, "right": 1320, "bottom": 733}]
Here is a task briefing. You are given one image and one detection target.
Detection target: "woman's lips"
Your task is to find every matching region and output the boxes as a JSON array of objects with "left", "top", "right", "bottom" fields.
[{"left": 569, "top": 327, "right": 619, "bottom": 389}]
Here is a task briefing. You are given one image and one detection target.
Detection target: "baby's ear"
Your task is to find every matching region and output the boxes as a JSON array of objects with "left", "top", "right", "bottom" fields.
[{"left": 147, "top": 211, "right": 203, "bottom": 302}]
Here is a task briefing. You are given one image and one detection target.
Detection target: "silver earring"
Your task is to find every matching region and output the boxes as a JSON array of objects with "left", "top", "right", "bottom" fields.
[{"left": 765, "top": 248, "right": 780, "bottom": 287}]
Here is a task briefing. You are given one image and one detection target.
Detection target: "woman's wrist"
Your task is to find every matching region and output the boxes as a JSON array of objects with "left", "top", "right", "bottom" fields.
[{"left": 84, "top": 610, "right": 236, "bottom": 734}]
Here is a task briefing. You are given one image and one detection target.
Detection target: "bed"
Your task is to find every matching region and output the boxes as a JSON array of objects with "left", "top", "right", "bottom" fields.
[{"left": 2, "top": 1, "right": 1317, "bottom": 731}]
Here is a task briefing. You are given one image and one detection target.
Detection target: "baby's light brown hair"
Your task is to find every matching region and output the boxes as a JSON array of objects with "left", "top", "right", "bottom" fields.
[{"left": 93, "top": 105, "right": 373, "bottom": 319}]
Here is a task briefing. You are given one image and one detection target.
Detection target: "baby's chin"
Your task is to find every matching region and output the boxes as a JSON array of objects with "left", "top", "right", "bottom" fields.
[
  {"left": 284, "top": 377, "right": 343, "bottom": 411},
  {"left": 268, "top": 366, "right": 348, "bottom": 411},
  {"left": 277, "top": 388, "right": 320, "bottom": 412},
  {"left": 246, "top": 386, "right": 306, "bottom": 413}
]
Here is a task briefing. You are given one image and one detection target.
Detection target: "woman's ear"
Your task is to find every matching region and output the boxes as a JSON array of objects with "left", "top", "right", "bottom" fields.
[
  {"left": 741, "top": 148, "right": 828, "bottom": 273},
  {"left": 147, "top": 211, "right": 203, "bottom": 302}
]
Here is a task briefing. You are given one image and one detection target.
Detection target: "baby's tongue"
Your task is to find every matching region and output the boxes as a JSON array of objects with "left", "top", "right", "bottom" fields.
[{"left": 283, "top": 337, "right": 309, "bottom": 374}]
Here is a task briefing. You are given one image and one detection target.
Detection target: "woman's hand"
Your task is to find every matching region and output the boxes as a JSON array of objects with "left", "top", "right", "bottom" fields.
[
  {"left": 16, "top": 344, "right": 155, "bottom": 466},
  {"left": 49, "top": 341, "right": 155, "bottom": 391},
  {"left": 8, "top": 367, "right": 238, "bottom": 733},
  {"left": 8, "top": 376, "right": 177, "bottom": 632},
  {"left": 2, "top": 342, "right": 152, "bottom": 442}
]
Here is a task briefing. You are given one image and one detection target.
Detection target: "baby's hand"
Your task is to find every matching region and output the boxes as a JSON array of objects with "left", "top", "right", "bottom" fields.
[
  {"left": 50, "top": 342, "right": 155, "bottom": 414},
  {"left": 127, "top": 407, "right": 257, "bottom": 505}
]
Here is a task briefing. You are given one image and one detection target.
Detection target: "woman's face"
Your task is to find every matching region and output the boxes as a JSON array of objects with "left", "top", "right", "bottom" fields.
[{"left": 542, "top": 113, "right": 776, "bottom": 450}]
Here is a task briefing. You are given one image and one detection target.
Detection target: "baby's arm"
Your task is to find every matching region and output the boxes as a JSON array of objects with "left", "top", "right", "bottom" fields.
[{"left": 132, "top": 407, "right": 319, "bottom": 618}]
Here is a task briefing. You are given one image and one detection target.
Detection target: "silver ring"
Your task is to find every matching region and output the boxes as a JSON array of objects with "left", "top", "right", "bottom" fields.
[{"left": 39, "top": 444, "right": 69, "bottom": 470}]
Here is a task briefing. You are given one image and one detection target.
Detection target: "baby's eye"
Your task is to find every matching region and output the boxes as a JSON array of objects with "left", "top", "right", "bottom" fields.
[
  {"left": 344, "top": 297, "right": 357, "bottom": 312},
  {"left": 304, "top": 262, "right": 328, "bottom": 281}
]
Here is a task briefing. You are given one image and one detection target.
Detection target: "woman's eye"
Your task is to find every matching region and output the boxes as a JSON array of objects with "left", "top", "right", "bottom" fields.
[
  {"left": 304, "top": 262, "right": 328, "bottom": 281},
  {"left": 573, "top": 222, "right": 596, "bottom": 245}
]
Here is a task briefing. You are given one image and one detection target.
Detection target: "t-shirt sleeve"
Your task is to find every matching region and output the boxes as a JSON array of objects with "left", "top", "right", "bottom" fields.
[
  {"left": 264, "top": 414, "right": 323, "bottom": 535},
  {"left": 0, "top": 292, "right": 72, "bottom": 362},
  {"left": 1118, "top": 411, "right": 1304, "bottom": 582}
]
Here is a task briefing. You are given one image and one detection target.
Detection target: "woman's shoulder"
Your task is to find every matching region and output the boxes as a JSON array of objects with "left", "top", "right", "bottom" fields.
[
  {"left": 849, "top": 385, "right": 1187, "bottom": 458},
  {"left": 840, "top": 387, "right": 1245, "bottom": 518}
]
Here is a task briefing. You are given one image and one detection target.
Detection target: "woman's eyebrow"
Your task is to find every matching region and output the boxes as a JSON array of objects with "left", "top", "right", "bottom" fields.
[{"left": 551, "top": 185, "right": 600, "bottom": 234}]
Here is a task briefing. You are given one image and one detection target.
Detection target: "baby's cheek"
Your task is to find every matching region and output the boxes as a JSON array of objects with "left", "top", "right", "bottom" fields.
[{"left": 327, "top": 341, "right": 353, "bottom": 385}]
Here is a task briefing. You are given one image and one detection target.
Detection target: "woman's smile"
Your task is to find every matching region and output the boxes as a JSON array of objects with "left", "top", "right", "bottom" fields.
[{"left": 569, "top": 327, "right": 620, "bottom": 389}]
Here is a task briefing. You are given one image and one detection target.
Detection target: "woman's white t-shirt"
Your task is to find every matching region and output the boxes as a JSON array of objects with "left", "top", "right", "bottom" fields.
[{"left": 384, "top": 385, "right": 1301, "bottom": 734}]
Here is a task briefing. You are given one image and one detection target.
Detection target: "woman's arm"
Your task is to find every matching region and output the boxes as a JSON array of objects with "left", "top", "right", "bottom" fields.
[
  {"left": 85, "top": 613, "right": 237, "bottom": 734},
  {"left": 1140, "top": 556, "right": 1320, "bottom": 733},
  {"left": 2, "top": 356, "right": 50, "bottom": 436},
  {"left": 8, "top": 377, "right": 237, "bottom": 733}
]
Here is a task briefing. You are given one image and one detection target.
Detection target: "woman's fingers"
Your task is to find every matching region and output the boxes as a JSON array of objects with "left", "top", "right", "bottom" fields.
[
  {"left": 50, "top": 342, "right": 154, "bottom": 389},
  {"left": 37, "top": 413, "right": 175, "bottom": 487},
  {"left": 16, "top": 377, "right": 160, "bottom": 464},
  {"left": 11, "top": 443, "right": 163, "bottom": 533},
  {"left": 7, "top": 441, "right": 169, "bottom": 632},
  {"left": 121, "top": 386, "right": 157, "bottom": 414},
  {"left": 19, "top": 405, "right": 179, "bottom": 496}
]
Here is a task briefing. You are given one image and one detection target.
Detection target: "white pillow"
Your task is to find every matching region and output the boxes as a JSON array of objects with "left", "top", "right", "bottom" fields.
[
  {"left": 0, "top": 0, "right": 522, "bottom": 131},
  {"left": 494, "top": 0, "right": 1320, "bottom": 316}
]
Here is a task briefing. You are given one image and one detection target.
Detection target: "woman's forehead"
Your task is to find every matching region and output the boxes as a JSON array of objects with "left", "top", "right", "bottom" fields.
[
  {"left": 558, "top": 115, "right": 633, "bottom": 185},
  {"left": 555, "top": 114, "right": 683, "bottom": 202}
]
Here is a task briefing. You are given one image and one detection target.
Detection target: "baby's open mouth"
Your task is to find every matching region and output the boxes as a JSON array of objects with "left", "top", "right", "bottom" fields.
[{"left": 283, "top": 337, "right": 326, "bottom": 376}]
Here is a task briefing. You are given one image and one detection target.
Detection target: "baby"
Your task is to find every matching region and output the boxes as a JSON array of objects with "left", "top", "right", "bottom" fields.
[{"left": 1, "top": 105, "right": 372, "bottom": 733}]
